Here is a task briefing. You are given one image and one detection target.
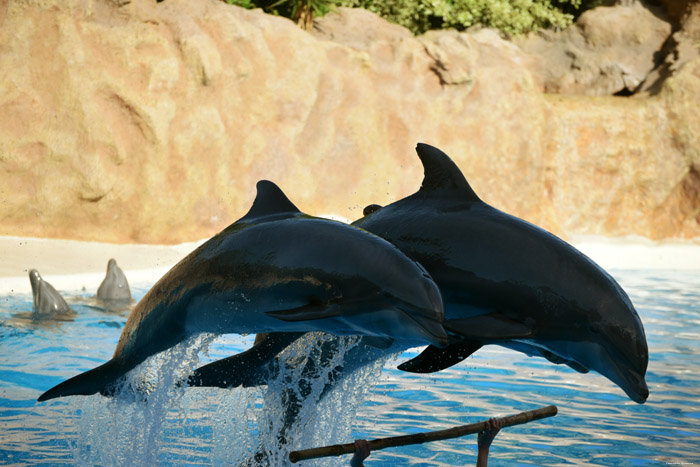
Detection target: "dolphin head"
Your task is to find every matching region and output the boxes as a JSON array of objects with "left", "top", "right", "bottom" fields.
[
  {"left": 98, "top": 258, "right": 131, "bottom": 301},
  {"left": 28, "top": 268, "right": 72, "bottom": 316},
  {"left": 375, "top": 258, "right": 447, "bottom": 347},
  {"left": 534, "top": 252, "right": 649, "bottom": 403},
  {"left": 580, "top": 275, "right": 649, "bottom": 403},
  {"left": 29, "top": 269, "right": 42, "bottom": 302}
]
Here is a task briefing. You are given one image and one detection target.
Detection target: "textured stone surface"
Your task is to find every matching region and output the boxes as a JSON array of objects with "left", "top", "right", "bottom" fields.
[
  {"left": 639, "top": 0, "right": 700, "bottom": 94},
  {"left": 0, "top": 1, "right": 698, "bottom": 243},
  {"left": 515, "top": 1, "right": 673, "bottom": 95}
]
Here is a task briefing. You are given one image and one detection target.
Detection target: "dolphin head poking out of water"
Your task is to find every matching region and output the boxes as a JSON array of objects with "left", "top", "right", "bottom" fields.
[
  {"left": 97, "top": 258, "right": 131, "bottom": 302},
  {"left": 29, "top": 269, "right": 72, "bottom": 317},
  {"left": 37, "top": 181, "right": 446, "bottom": 402},
  {"left": 354, "top": 143, "right": 649, "bottom": 403}
]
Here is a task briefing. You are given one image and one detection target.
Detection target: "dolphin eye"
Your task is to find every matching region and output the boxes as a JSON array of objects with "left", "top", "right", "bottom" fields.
[{"left": 589, "top": 324, "right": 602, "bottom": 335}]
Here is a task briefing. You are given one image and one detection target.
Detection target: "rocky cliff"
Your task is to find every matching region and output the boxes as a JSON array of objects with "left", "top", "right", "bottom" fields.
[{"left": 0, "top": 0, "right": 698, "bottom": 243}]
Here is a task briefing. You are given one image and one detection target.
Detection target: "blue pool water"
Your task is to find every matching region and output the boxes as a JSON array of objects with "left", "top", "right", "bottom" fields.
[{"left": 1, "top": 269, "right": 699, "bottom": 466}]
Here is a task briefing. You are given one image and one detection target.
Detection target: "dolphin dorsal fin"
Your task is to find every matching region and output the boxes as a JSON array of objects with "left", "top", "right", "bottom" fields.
[
  {"left": 240, "top": 180, "right": 301, "bottom": 222},
  {"left": 415, "top": 143, "right": 481, "bottom": 201}
]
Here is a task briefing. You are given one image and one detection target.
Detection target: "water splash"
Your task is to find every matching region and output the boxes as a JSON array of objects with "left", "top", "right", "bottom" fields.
[
  {"left": 70, "top": 333, "right": 216, "bottom": 466},
  {"left": 66, "top": 332, "right": 388, "bottom": 466},
  {"left": 213, "top": 333, "right": 389, "bottom": 466}
]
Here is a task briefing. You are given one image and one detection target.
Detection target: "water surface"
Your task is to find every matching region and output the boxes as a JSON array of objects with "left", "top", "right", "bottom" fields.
[{"left": 1, "top": 269, "right": 698, "bottom": 466}]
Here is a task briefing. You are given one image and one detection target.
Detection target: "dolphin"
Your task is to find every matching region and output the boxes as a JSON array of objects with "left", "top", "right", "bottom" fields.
[
  {"left": 353, "top": 143, "right": 649, "bottom": 403},
  {"left": 37, "top": 181, "right": 446, "bottom": 402},
  {"left": 187, "top": 144, "right": 649, "bottom": 404},
  {"left": 97, "top": 258, "right": 132, "bottom": 301},
  {"left": 29, "top": 269, "right": 73, "bottom": 317}
]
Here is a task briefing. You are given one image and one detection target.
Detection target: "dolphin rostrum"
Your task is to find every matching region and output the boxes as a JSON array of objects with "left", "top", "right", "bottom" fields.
[
  {"left": 97, "top": 258, "right": 132, "bottom": 301},
  {"left": 187, "top": 144, "right": 649, "bottom": 404},
  {"left": 37, "top": 181, "right": 446, "bottom": 402},
  {"left": 29, "top": 269, "right": 73, "bottom": 317}
]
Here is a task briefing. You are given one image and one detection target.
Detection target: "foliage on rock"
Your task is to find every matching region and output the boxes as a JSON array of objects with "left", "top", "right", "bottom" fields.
[
  {"left": 224, "top": 0, "right": 603, "bottom": 35},
  {"left": 225, "top": 0, "right": 340, "bottom": 29}
]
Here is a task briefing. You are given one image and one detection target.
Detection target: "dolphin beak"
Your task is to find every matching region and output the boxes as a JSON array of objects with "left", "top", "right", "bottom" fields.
[
  {"left": 616, "top": 363, "right": 649, "bottom": 404},
  {"left": 402, "top": 311, "right": 449, "bottom": 347},
  {"left": 395, "top": 278, "right": 448, "bottom": 347},
  {"left": 630, "top": 378, "right": 649, "bottom": 404},
  {"left": 597, "top": 345, "right": 649, "bottom": 404}
]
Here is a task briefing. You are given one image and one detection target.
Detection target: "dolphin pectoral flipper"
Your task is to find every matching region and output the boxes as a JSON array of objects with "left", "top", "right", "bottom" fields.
[
  {"left": 538, "top": 349, "right": 590, "bottom": 374},
  {"left": 398, "top": 339, "right": 483, "bottom": 373},
  {"left": 187, "top": 332, "right": 305, "bottom": 388},
  {"left": 361, "top": 336, "right": 394, "bottom": 349},
  {"left": 265, "top": 303, "right": 344, "bottom": 322},
  {"left": 444, "top": 314, "right": 534, "bottom": 339},
  {"left": 565, "top": 361, "right": 590, "bottom": 374},
  {"left": 398, "top": 313, "right": 533, "bottom": 373}
]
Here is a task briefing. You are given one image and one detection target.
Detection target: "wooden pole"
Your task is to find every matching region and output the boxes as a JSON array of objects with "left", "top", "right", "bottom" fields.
[{"left": 289, "top": 405, "right": 557, "bottom": 463}]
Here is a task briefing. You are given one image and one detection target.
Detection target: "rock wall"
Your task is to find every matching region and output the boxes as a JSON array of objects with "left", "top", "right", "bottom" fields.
[
  {"left": 0, "top": 0, "right": 698, "bottom": 243},
  {"left": 514, "top": 2, "right": 673, "bottom": 96}
]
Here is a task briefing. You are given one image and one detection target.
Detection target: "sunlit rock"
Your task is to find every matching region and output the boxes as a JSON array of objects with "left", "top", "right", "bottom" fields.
[{"left": 0, "top": 0, "right": 698, "bottom": 243}]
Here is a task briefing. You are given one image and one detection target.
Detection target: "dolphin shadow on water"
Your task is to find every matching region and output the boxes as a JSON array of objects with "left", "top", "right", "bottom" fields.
[
  {"left": 188, "top": 143, "right": 649, "bottom": 418},
  {"left": 37, "top": 180, "right": 447, "bottom": 402}
]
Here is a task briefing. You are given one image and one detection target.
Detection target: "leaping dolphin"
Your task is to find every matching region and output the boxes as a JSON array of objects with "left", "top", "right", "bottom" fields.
[
  {"left": 97, "top": 258, "right": 132, "bottom": 301},
  {"left": 29, "top": 269, "right": 73, "bottom": 317},
  {"left": 37, "top": 181, "right": 446, "bottom": 402},
  {"left": 187, "top": 144, "right": 649, "bottom": 404},
  {"left": 354, "top": 143, "right": 649, "bottom": 403}
]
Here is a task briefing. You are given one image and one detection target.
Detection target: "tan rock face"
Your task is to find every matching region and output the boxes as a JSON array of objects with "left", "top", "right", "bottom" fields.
[
  {"left": 515, "top": 2, "right": 673, "bottom": 96},
  {"left": 0, "top": 1, "right": 698, "bottom": 243}
]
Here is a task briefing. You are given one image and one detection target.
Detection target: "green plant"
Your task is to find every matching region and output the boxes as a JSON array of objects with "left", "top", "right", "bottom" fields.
[
  {"left": 221, "top": 0, "right": 603, "bottom": 35},
  {"left": 340, "top": 0, "right": 592, "bottom": 35},
  {"left": 270, "top": 0, "right": 341, "bottom": 29},
  {"left": 223, "top": 0, "right": 340, "bottom": 29}
]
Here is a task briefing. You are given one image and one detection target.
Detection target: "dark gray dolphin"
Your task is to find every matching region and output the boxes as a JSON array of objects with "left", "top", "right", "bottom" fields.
[
  {"left": 187, "top": 144, "right": 649, "bottom": 404},
  {"left": 97, "top": 258, "right": 131, "bottom": 301},
  {"left": 29, "top": 269, "right": 73, "bottom": 317},
  {"left": 353, "top": 143, "right": 649, "bottom": 403},
  {"left": 38, "top": 181, "right": 446, "bottom": 402}
]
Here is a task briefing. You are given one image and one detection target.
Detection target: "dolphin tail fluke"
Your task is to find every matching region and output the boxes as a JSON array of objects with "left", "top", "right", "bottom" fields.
[
  {"left": 187, "top": 332, "right": 306, "bottom": 389},
  {"left": 398, "top": 340, "right": 482, "bottom": 373},
  {"left": 38, "top": 359, "right": 125, "bottom": 402}
]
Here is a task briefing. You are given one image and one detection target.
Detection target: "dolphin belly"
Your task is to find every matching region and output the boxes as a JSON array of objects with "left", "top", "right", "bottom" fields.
[
  {"left": 182, "top": 283, "right": 447, "bottom": 347},
  {"left": 523, "top": 339, "right": 649, "bottom": 403}
]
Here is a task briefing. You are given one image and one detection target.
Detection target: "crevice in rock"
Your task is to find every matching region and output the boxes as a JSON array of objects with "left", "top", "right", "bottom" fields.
[
  {"left": 613, "top": 87, "right": 635, "bottom": 96},
  {"left": 681, "top": 166, "right": 700, "bottom": 223},
  {"left": 80, "top": 193, "right": 108, "bottom": 203}
]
